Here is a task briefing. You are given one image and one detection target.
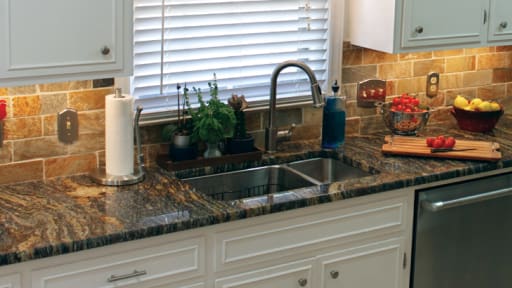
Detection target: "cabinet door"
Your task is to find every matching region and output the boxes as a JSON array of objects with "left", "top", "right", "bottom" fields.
[
  {"left": 0, "top": 273, "right": 21, "bottom": 288},
  {"left": 401, "top": 0, "right": 486, "bottom": 49},
  {"left": 318, "top": 238, "right": 406, "bottom": 288},
  {"left": 0, "top": 0, "right": 132, "bottom": 85},
  {"left": 488, "top": 0, "right": 512, "bottom": 42},
  {"left": 215, "top": 258, "right": 314, "bottom": 288}
]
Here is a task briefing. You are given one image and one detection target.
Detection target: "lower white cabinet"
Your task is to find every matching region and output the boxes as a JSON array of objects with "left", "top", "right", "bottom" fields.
[
  {"left": 318, "top": 238, "right": 406, "bottom": 288},
  {"left": 215, "top": 258, "right": 315, "bottom": 288},
  {"left": 0, "top": 273, "right": 21, "bottom": 288}
]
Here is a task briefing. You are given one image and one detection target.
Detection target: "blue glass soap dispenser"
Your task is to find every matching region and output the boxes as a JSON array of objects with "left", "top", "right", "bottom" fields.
[{"left": 321, "top": 80, "right": 346, "bottom": 150}]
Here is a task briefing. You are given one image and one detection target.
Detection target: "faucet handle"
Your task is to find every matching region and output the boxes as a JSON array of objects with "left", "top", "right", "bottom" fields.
[{"left": 277, "top": 123, "right": 296, "bottom": 142}]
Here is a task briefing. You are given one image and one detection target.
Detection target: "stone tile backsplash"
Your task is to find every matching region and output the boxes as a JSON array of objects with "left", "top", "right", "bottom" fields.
[{"left": 0, "top": 42, "right": 511, "bottom": 184}]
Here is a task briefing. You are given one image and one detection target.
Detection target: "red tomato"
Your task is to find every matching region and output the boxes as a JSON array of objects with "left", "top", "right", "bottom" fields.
[
  {"left": 432, "top": 139, "right": 444, "bottom": 148},
  {"left": 392, "top": 97, "right": 401, "bottom": 106},
  {"left": 426, "top": 137, "right": 435, "bottom": 147},
  {"left": 404, "top": 108, "right": 412, "bottom": 113},
  {"left": 444, "top": 137, "right": 456, "bottom": 148},
  {"left": 436, "top": 135, "right": 445, "bottom": 142},
  {"left": 411, "top": 98, "right": 420, "bottom": 107}
]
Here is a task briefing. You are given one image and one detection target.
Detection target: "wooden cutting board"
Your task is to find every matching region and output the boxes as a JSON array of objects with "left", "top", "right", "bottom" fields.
[{"left": 381, "top": 135, "right": 502, "bottom": 161}]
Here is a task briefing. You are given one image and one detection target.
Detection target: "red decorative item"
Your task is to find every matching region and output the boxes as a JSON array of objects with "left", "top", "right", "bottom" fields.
[
  {"left": 0, "top": 100, "right": 6, "bottom": 120},
  {"left": 451, "top": 106, "right": 504, "bottom": 132}
]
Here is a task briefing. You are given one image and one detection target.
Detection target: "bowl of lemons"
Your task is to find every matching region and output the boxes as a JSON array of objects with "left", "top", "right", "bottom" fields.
[{"left": 451, "top": 95, "right": 504, "bottom": 132}]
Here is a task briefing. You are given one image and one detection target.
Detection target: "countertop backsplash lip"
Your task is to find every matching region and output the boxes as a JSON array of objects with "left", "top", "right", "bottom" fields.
[{"left": 0, "top": 118, "right": 511, "bottom": 266}]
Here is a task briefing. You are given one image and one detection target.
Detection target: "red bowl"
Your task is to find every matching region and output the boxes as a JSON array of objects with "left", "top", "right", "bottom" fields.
[{"left": 451, "top": 106, "right": 504, "bottom": 132}]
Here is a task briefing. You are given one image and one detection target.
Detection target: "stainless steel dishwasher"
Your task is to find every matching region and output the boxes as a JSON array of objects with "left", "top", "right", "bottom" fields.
[{"left": 412, "top": 172, "right": 512, "bottom": 288}]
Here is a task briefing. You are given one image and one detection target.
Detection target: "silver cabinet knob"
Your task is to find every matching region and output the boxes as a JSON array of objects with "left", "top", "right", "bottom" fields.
[
  {"left": 330, "top": 270, "right": 339, "bottom": 279},
  {"left": 101, "top": 46, "right": 111, "bottom": 55},
  {"left": 500, "top": 21, "right": 508, "bottom": 29},
  {"left": 298, "top": 278, "right": 308, "bottom": 287},
  {"left": 415, "top": 26, "right": 424, "bottom": 34}
]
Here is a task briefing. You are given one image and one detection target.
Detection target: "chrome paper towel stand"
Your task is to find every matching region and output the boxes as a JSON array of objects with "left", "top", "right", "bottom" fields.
[{"left": 90, "top": 102, "right": 145, "bottom": 186}]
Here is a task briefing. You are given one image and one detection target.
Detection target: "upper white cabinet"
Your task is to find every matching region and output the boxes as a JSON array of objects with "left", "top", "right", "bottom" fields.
[
  {"left": 348, "top": 0, "right": 512, "bottom": 53},
  {"left": 0, "top": 0, "right": 133, "bottom": 86}
]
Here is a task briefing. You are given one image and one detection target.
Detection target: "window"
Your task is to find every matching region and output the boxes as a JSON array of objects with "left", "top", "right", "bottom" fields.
[{"left": 131, "top": 0, "right": 343, "bottom": 121}]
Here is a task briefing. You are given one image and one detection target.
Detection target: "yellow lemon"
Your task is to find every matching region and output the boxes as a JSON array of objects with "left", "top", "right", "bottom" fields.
[
  {"left": 490, "top": 102, "right": 501, "bottom": 111},
  {"left": 477, "top": 101, "right": 492, "bottom": 112},
  {"left": 469, "top": 98, "right": 482, "bottom": 109},
  {"left": 454, "top": 95, "right": 469, "bottom": 109}
]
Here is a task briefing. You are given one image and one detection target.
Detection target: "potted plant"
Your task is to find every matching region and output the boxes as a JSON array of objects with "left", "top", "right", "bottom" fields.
[
  {"left": 227, "top": 94, "right": 255, "bottom": 154},
  {"left": 187, "top": 74, "right": 236, "bottom": 158}
]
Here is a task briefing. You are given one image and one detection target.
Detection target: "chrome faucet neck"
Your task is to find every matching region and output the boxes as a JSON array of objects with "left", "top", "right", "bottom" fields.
[{"left": 265, "top": 60, "right": 323, "bottom": 154}]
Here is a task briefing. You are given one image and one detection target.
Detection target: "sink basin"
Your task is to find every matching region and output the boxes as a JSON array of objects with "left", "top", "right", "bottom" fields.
[
  {"left": 182, "top": 165, "right": 319, "bottom": 202},
  {"left": 287, "top": 158, "right": 373, "bottom": 184}
]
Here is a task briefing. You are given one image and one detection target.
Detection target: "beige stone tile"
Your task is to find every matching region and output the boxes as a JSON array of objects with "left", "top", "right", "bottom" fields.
[
  {"left": 303, "top": 106, "right": 323, "bottom": 125},
  {"left": 140, "top": 125, "right": 163, "bottom": 144},
  {"left": 439, "top": 73, "right": 463, "bottom": 90},
  {"left": 342, "top": 84, "right": 357, "bottom": 101},
  {"left": 463, "top": 70, "right": 493, "bottom": 87},
  {"left": 476, "top": 84, "right": 507, "bottom": 100},
  {"left": 44, "top": 153, "right": 97, "bottom": 179},
  {"left": 396, "top": 77, "right": 426, "bottom": 95},
  {"left": 399, "top": 52, "right": 432, "bottom": 61},
  {"left": 444, "top": 89, "right": 478, "bottom": 104},
  {"left": 292, "top": 124, "right": 321, "bottom": 141},
  {"left": 12, "top": 95, "right": 41, "bottom": 117},
  {"left": 342, "top": 66, "right": 378, "bottom": 84},
  {"left": 13, "top": 137, "right": 67, "bottom": 161},
  {"left": 143, "top": 144, "right": 161, "bottom": 167},
  {"left": 445, "top": 56, "right": 476, "bottom": 73},
  {"left": 433, "top": 49, "right": 464, "bottom": 57},
  {"left": 495, "top": 46, "right": 512, "bottom": 52},
  {"left": 68, "top": 88, "right": 113, "bottom": 111},
  {"left": 413, "top": 59, "right": 445, "bottom": 76},
  {"left": 68, "top": 132, "right": 105, "bottom": 154},
  {"left": 4, "top": 117, "right": 42, "bottom": 140},
  {"left": 378, "top": 62, "right": 413, "bottom": 79},
  {"left": 40, "top": 93, "right": 67, "bottom": 115},
  {"left": 7, "top": 85, "right": 37, "bottom": 96},
  {"left": 343, "top": 47, "right": 363, "bottom": 66},
  {"left": 39, "top": 81, "right": 90, "bottom": 92},
  {"left": 362, "top": 49, "right": 398, "bottom": 64},
  {"left": 78, "top": 111, "right": 105, "bottom": 134},
  {"left": 360, "top": 115, "right": 386, "bottom": 135},
  {"left": 386, "top": 80, "right": 396, "bottom": 97},
  {"left": 0, "top": 160, "right": 44, "bottom": 184},
  {"left": 345, "top": 117, "right": 360, "bottom": 135},
  {"left": 477, "top": 53, "right": 510, "bottom": 70},
  {"left": 492, "top": 68, "right": 512, "bottom": 83},
  {"left": 345, "top": 100, "right": 378, "bottom": 118},
  {"left": 262, "top": 108, "right": 302, "bottom": 127},
  {"left": 0, "top": 88, "right": 7, "bottom": 96},
  {"left": 465, "top": 47, "right": 495, "bottom": 55},
  {"left": 245, "top": 111, "right": 261, "bottom": 132},
  {"left": 0, "top": 141, "right": 12, "bottom": 164},
  {"left": 43, "top": 114, "right": 57, "bottom": 136}
]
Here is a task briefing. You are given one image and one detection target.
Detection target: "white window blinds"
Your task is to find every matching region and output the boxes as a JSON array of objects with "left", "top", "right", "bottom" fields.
[{"left": 132, "top": 0, "right": 333, "bottom": 115}]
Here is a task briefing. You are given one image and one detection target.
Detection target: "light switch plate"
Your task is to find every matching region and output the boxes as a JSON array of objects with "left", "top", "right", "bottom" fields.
[
  {"left": 426, "top": 72, "right": 439, "bottom": 98},
  {"left": 58, "top": 108, "right": 79, "bottom": 144}
]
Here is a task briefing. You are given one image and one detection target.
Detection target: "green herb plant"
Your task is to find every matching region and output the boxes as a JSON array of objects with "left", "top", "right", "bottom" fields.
[{"left": 186, "top": 74, "right": 235, "bottom": 144}]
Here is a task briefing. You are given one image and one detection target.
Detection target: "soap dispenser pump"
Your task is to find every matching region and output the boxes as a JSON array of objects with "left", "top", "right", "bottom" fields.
[{"left": 321, "top": 80, "right": 346, "bottom": 150}]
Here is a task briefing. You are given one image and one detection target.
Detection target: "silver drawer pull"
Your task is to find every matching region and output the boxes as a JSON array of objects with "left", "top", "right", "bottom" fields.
[
  {"left": 421, "top": 187, "right": 512, "bottom": 212},
  {"left": 298, "top": 278, "right": 308, "bottom": 287},
  {"left": 107, "top": 270, "right": 147, "bottom": 282}
]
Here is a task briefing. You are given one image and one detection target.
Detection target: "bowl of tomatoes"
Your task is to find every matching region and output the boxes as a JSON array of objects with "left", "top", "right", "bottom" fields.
[{"left": 378, "top": 94, "right": 430, "bottom": 136}]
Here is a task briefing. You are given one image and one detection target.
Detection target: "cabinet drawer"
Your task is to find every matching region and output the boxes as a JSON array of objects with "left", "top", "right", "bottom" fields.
[
  {"left": 215, "top": 258, "right": 314, "bottom": 288},
  {"left": 215, "top": 195, "right": 408, "bottom": 271},
  {"left": 0, "top": 273, "right": 21, "bottom": 288},
  {"left": 31, "top": 237, "right": 205, "bottom": 288}
]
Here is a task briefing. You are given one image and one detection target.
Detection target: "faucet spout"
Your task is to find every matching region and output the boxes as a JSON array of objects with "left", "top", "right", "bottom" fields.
[{"left": 265, "top": 60, "right": 323, "bottom": 154}]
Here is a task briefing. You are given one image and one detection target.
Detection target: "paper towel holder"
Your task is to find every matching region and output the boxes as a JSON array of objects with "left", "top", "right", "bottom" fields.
[{"left": 90, "top": 105, "right": 145, "bottom": 186}]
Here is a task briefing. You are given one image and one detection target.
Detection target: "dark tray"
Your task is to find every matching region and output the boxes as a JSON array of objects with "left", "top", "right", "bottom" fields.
[{"left": 156, "top": 148, "right": 263, "bottom": 171}]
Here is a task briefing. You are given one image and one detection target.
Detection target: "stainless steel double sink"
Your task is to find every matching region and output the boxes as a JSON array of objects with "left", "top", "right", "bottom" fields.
[{"left": 182, "top": 158, "right": 375, "bottom": 203}]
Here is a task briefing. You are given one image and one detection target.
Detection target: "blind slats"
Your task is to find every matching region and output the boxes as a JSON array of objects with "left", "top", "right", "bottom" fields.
[{"left": 132, "top": 0, "right": 331, "bottom": 114}]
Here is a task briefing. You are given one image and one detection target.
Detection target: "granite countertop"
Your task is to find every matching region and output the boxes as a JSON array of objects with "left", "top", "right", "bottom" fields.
[{"left": 1, "top": 115, "right": 512, "bottom": 267}]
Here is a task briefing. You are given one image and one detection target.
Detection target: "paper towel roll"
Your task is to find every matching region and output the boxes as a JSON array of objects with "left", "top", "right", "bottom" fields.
[{"left": 105, "top": 93, "right": 134, "bottom": 176}]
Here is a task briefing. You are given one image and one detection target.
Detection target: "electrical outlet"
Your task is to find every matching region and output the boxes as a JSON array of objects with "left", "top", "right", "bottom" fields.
[
  {"left": 58, "top": 108, "right": 79, "bottom": 144},
  {"left": 426, "top": 72, "right": 439, "bottom": 98}
]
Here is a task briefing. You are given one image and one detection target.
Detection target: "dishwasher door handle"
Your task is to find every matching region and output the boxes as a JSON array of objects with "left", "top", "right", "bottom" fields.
[{"left": 421, "top": 187, "right": 512, "bottom": 212}]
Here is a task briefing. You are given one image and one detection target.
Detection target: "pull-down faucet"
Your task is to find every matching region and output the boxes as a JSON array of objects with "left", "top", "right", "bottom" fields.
[{"left": 265, "top": 60, "right": 324, "bottom": 153}]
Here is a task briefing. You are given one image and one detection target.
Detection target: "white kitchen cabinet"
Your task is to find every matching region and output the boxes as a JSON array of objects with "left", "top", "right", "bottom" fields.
[
  {"left": 317, "top": 238, "right": 406, "bottom": 288},
  {"left": 0, "top": 273, "right": 21, "bottom": 288},
  {"left": 214, "top": 188, "right": 414, "bottom": 288},
  {"left": 488, "top": 0, "right": 512, "bottom": 43},
  {"left": 348, "top": 0, "right": 512, "bottom": 53},
  {"left": 0, "top": 0, "right": 133, "bottom": 86}
]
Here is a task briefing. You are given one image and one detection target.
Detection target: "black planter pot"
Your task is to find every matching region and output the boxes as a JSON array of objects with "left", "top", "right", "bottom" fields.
[
  {"left": 226, "top": 136, "right": 255, "bottom": 154},
  {"left": 169, "top": 144, "right": 197, "bottom": 161}
]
